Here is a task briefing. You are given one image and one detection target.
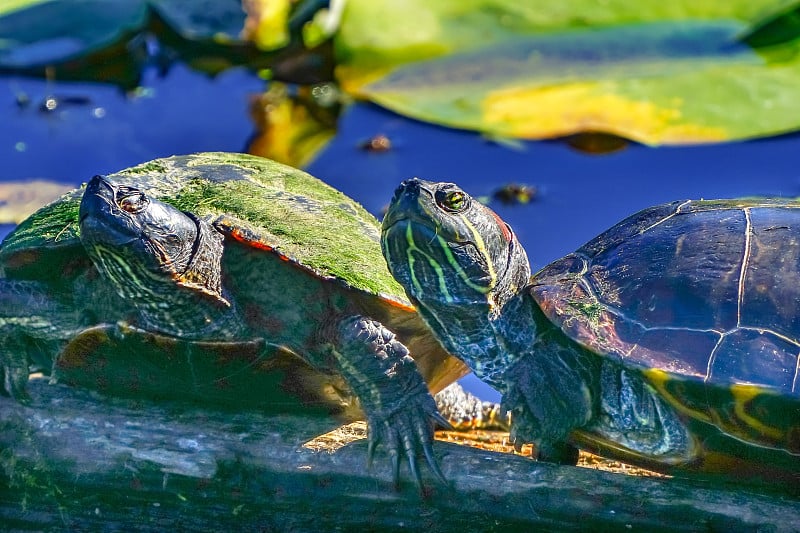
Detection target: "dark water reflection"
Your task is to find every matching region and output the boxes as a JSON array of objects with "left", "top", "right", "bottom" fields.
[{"left": 3, "top": 65, "right": 800, "bottom": 401}]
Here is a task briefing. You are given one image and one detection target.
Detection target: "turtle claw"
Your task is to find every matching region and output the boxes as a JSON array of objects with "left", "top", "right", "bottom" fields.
[
  {"left": 364, "top": 394, "right": 447, "bottom": 491},
  {"left": 399, "top": 419, "right": 424, "bottom": 490},
  {"left": 422, "top": 441, "right": 446, "bottom": 485},
  {"left": 405, "top": 450, "right": 422, "bottom": 491},
  {"left": 390, "top": 449, "right": 401, "bottom": 491},
  {"left": 431, "top": 410, "right": 454, "bottom": 431}
]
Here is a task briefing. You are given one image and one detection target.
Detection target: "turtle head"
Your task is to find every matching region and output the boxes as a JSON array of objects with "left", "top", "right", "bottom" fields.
[
  {"left": 382, "top": 178, "right": 530, "bottom": 313},
  {"left": 79, "top": 175, "right": 228, "bottom": 308}
]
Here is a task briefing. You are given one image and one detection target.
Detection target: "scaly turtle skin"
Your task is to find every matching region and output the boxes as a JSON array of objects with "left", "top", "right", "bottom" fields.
[
  {"left": 0, "top": 153, "right": 468, "bottom": 487},
  {"left": 382, "top": 178, "right": 800, "bottom": 484}
]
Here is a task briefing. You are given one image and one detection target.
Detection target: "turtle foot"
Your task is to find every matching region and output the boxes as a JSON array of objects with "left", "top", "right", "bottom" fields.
[
  {"left": 507, "top": 427, "right": 579, "bottom": 465},
  {"left": 536, "top": 441, "right": 580, "bottom": 465},
  {"left": 0, "top": 355, "right": 32, "bottom": 404},
  {"left": 335, "top": 314, "right": 450, "bottom": 491},
  {"left": 366, "top": 392, "right": 448, "bottom": 491}
]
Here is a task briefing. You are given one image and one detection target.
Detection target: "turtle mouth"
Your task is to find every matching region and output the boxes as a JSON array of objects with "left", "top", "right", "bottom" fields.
[
  {"left": 79, "top": 175, "right": 142, "bottom": 246},
  {"left": 380, "top": 214, "right": 407, "bottom": 233}
]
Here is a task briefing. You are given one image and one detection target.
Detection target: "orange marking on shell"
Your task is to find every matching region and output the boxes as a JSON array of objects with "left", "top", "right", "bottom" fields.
[
  {"left": 228, "top": 227, "right": 294, "bottom": 263},
  {"left": 379, "top": 293, "right": 416, "bottom": 312}
]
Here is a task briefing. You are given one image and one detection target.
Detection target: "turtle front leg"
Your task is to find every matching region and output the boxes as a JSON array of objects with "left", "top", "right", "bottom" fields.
[
  {"left": 0, "top": 331, "right": 34, "bottom": 402},
  {"left": 0, "top": 280, "right": 65, "bottom": 402},
  {"left": 333, "top": 315, "right": 448, "bottom": 490},
  {"left": 500, "top": 339, "right": 597, "bottom": 466}
]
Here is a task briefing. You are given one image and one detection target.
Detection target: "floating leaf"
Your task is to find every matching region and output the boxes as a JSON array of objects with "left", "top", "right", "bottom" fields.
[
  {"left": 0, "top": 180, "right": 74, "bottom": 224},
  {"left": 247, "top": 83, "right": 338, "bottom": 168},
  {"left": 241, "top": 0, "right": 292, "bottom": 50},
  {"left": 0, "top": 0, "right": 148, "bottom": 68},
  {"left": 336, "top": 0, "right": 800, "bottom": 145},
  {"left": 151, "top": 0, "right": 251, "bottom": 44}
]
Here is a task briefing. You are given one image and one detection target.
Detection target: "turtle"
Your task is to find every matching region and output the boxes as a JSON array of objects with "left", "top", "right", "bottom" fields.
[
  {"left": 0, "top": 153, "right": 470, "bottom": 486},
  {"left": 381, "top": 178, "right": 800, "bottom": 484}
]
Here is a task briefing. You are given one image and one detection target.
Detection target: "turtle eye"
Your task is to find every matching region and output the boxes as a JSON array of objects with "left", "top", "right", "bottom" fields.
[
  {"left": 117, "top": 189, "right": 149, "bottom": 213},
  {"left": 436, "top": 189, "right": 469, "bottom": 213}
]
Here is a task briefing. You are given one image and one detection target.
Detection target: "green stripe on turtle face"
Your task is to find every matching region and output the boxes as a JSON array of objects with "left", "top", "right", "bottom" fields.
[
  {"left": 456, "top": 213, "right": 497, "bottom": 293},
  {"left": 435, "top": 231, "right": 494, "bottom": 295},
  {"left": 405, "top": 222, "right": 454, "bottom": 303},
  {"left": 388, "top": 216, "right": 500, "bottom": 306},
  {"left": 90, "top": 244, "right": 165, "bottom": 301}
]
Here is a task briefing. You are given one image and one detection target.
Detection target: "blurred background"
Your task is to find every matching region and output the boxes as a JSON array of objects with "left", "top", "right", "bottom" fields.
[{"left": 2, "top": 0, "right": 800, "bottom": 400}]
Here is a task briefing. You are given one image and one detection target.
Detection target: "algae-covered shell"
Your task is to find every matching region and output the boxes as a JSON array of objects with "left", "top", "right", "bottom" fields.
[
  {"left": 3, "top": 152, "right": 406, "bottom": 301},
  {"left": 1, "top": 153, "right": 466, "bottom": 408}
]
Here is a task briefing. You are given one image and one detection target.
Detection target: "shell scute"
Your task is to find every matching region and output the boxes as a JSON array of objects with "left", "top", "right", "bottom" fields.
[{"left": 709, "top": 328, "right": 799, "bottom": 392}]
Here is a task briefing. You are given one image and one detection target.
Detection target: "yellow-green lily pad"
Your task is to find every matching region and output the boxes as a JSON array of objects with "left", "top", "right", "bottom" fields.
[{"left": 336, "top": 0, "right": 800, "bottom": 145}]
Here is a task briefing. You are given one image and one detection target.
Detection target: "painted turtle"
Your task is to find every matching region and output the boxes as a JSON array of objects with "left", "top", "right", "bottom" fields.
[
  {"left": 0, "top": 154, "right": 468, "bottom": 486},
  {"left": 382, "top": 178, "right": 800, "bottom": 484}
]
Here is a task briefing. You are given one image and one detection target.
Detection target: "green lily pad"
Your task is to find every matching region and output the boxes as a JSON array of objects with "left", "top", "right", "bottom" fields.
[
  {"left": 149, "top": 0, "right": 249, "bottom": 43},
  {"left": 0, "top": 0, "right": 250, "bottom": 70},
  {"left": 0, "top": 0, "right": 148, "bottom": 68},
  {"left": 336, "top": 0, "right": 800, "bottom": 145}
]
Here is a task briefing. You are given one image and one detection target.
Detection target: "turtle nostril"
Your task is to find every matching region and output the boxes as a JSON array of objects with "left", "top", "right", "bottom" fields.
[
  {"left": 394, "top": 178, "right": 421, "bottom": 200},
  {"left": 397, "top": 178, "right": 422, "bottom": 195},
  {"left": 404, "top": 177, "right": 421, "bottom": 190}
]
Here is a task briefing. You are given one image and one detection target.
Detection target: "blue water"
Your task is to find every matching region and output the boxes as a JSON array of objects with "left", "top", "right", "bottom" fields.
[{"left": 3, "top": 65, "right": 800, "bottom": 403}]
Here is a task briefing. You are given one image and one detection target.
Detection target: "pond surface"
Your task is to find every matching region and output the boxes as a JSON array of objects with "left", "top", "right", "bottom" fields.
[{"left": 3, "top": 63, "right": 800, "bottom": 400}]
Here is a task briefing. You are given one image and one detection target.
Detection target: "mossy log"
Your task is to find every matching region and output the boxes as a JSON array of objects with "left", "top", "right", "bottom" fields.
[{"left": 1, "top": 378, "right": 797, "bottom": 532}]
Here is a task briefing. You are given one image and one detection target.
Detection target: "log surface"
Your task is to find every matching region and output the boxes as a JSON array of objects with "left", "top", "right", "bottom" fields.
[{"left": 1, "top": 378, "right": 798, "bottom": 532}]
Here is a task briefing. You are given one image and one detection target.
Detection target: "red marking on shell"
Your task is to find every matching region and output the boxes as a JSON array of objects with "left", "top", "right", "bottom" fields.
[
  {"left": 490, "top": 210, "right": 512, "bottom": 243},
  {"left": 228, "top": 227, "right": 296, "bottom": 263},
  {"left": 229, "top": 228, "right": 273, "bottom": 251}
]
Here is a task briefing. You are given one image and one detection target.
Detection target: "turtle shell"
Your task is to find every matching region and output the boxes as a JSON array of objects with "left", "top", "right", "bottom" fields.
[
  {"left": 1, "top": 152, "right": 406, "bottom": 301},
  {"left": 530, "top": 199, "right": 800, "bottom": 458},
  {"left": 0, "top": 152, "right": 466, "bottom": 406}
]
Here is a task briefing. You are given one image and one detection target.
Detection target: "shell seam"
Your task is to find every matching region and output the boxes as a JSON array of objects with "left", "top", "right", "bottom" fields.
[{"left": 736, "top": 207, "right": 752, "bottom": 328}]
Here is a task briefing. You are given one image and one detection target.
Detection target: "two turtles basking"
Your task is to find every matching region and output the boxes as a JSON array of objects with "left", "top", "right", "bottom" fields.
[{"left": 1, "top": 153, "right": 797, "bottom": 486}]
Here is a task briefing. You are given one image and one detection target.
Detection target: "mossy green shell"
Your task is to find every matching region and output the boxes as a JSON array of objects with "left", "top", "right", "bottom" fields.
[{"left": 0, "top": 152, "right": 408, "bottom": 304}]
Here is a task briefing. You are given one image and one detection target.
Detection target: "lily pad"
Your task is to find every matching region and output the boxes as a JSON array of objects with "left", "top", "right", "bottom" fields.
[
  {"left": 0, "top": 0, "right": 148, "bottom": 68},
  {"left": 150, "top": 0, "right": 247, "bottom": 43},
  {"left": 0, "top": 180, "right": 73, "bottom": 224},
  {"left": 336, "top": 0, "right": 800, "bottom": 145},
  {"left": 0, "top": 0, "right": 251, "bottom": 70}
]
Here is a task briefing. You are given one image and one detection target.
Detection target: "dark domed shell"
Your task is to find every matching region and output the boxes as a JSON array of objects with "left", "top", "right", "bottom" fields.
[{"left": 531, "top": 199, "right": 800, "bottom": 395}]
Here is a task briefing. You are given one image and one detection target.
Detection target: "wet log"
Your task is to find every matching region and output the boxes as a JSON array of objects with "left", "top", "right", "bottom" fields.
[{"left": 1, "top": 378, "right": 797, "bottom": 532}]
